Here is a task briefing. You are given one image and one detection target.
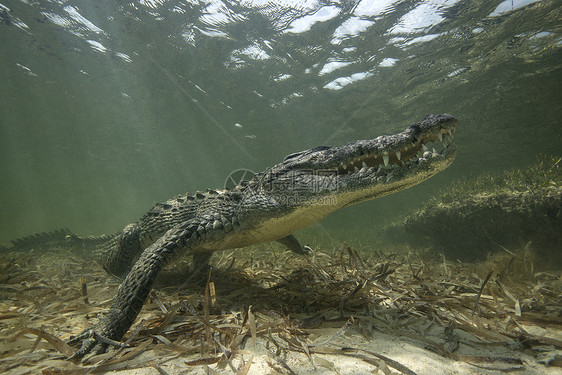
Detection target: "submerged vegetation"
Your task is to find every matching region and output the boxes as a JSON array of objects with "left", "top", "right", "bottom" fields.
[
  {"left": 436, "top": 154, "right": 561, "bottom": 204},
  {"left": 385, "top": 155, "right": 561, "bottom": 266}
]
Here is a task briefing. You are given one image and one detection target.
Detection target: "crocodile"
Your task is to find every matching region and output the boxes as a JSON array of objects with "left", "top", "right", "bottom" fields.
[{"left": 8, "top": 114, "right": 458, "bottom": 358}]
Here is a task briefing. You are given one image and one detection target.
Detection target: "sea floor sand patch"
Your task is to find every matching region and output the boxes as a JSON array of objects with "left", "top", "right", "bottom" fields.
[{"left": 1, "top": 244, "right": 560, "bottom": 374}]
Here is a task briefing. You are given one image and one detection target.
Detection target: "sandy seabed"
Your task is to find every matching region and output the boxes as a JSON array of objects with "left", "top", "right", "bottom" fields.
[{"left": 1, "top": 244, "right": 560, "bottom": 374}]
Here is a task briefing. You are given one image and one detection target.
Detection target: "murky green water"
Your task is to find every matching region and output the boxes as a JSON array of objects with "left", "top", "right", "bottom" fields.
[{"left": 0, "top": 0, "right": 560, "bottom": 251}]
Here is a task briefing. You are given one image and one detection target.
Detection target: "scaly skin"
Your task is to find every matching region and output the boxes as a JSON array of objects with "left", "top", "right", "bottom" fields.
[{"left": 8, "top": 114, "right": 459, "bottom": 358}]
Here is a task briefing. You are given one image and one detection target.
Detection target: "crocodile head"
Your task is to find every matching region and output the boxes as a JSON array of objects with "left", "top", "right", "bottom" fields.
[{"left": 248, "top": 114, "right": 458, "bottom": 211}]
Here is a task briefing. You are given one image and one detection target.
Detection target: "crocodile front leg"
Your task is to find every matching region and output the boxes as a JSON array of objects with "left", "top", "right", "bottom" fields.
[
  {"left": 277, "top": 234, "right": 309, "bottom": 255},
  {"left": 68, "top": 217, "right": 220, "bottom": 358}
]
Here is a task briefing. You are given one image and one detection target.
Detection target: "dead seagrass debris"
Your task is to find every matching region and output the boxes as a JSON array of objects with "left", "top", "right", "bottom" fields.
[{"left": 0, "top": 243, "right": 559, "bottom": 374}]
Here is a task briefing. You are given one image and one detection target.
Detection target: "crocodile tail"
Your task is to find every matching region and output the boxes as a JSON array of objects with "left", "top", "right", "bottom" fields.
[
  {"left": 6, "top": 229, "right": 118, "bottom": 263},
  {"left": 8, "top": 228, "right": 75, "bottom": 251},
  {"left": 70, "top": 234, "right": 120, "bottom": 263}
]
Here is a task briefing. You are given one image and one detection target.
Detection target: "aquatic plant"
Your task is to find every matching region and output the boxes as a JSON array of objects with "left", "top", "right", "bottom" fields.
[
  {"left": 385, "top": 155, "right": 561, "bottom": 266},
  {"left": 434, "top": 154, "right": 561, "bottom": 204}
]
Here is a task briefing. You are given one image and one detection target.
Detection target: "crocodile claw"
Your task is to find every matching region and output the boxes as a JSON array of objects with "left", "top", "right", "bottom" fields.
[{"left": 67, "top": 326, "right": 112, "bottom": 360}]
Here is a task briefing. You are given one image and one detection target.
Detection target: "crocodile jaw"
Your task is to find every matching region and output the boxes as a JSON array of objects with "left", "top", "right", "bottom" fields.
[
  {"left": 255, "top": 114, "right": 458, "bottom": 209},
  {"left": 335, "top": 134, "right": 457, "bottom": 208}
]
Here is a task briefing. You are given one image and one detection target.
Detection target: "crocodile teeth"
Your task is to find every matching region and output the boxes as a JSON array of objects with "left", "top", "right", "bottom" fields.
[
  {"left": 437, "top": 132, "right": 443, "bottom": 142},
  {"left": 395, "top": 151, "right": 401, "bottom": 160},
  {"left": 422, "top": 144, "right": 428, "bottom": 152},
  {"left": 383, "top": 154, "right": 389, "bottom": 167},
  {"left": 342, "top": 163, "right": 347, "bottom": 169},
  {"left": 362, "top": 161, "right": 367, "bottom": 168}
]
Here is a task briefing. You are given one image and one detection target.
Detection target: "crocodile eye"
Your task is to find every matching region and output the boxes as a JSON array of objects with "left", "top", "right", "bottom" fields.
[
  {"left": 283, "top": 151, "right": 305, "bottom": 162},
  {"left": 283, "top": 146, "right": 332, "bottom": 162}
]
